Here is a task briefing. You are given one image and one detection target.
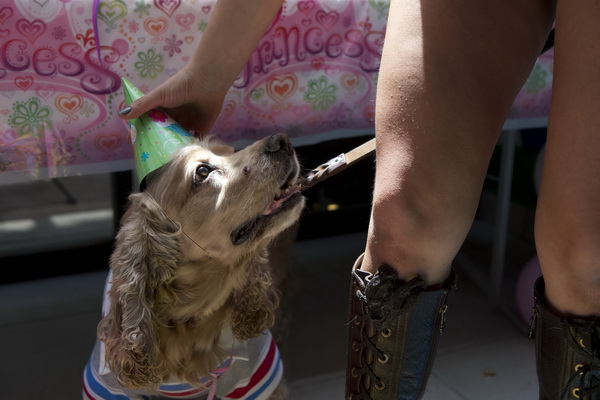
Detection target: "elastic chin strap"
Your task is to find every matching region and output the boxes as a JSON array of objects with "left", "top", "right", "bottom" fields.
[
  {"left": 207, "top": 376, "right": 218, "bottom": 400},
  {"left": 144, "top": 192, "right": 216, "bottom": 259},
  {"left": 180, "top": 229, "right": 216, "bottom": 260}
]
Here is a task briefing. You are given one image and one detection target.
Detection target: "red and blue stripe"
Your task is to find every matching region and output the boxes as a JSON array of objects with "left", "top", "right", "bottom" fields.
[{"left": 83, "top": 337, "right": 281, "bottom": 400}]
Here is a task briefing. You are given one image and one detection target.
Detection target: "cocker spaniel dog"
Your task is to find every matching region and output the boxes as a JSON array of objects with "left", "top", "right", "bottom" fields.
[{"left": 83, "top": 134, "right": 305, "bottom": 400}]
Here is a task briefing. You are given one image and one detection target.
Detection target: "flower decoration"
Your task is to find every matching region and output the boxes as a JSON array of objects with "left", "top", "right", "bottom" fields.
[
  {"left": 135, "top": 48, "right": 164, "bottom": 79},
  {"left": 304, "top": 76, "right": 337, "bottom": 111},
  {"left": 8, "top": 98, "right": 52, "bottom": 136}
]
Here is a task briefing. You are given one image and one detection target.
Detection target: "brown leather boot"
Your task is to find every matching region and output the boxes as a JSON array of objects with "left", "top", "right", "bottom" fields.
[
  {"left": 530, "top": 277, "right": 600, "bottom": 400},
  {"left": 346, "top": 254, "right": 456, "bottom": 400}
]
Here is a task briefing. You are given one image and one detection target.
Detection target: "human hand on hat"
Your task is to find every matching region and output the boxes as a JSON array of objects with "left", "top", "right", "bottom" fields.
[
  {"left": 118, "top": 65, "right": 226, "bottom": 138},
  {"left": 118, "top": 0, "right": 284, "bottom": 138}
]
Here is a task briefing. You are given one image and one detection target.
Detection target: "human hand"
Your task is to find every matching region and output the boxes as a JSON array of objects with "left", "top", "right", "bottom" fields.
[
  {"left": 118, "top": 66, "right": 226, "bottom": 137},
  {"left": 117, "top": 0, "right": 284, "bottom": 137}
]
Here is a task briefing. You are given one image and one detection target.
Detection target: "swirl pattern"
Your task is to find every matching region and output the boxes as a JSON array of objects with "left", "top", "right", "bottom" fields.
[{"left": 0, "top": 0, "right": 553, "bottom": 182}]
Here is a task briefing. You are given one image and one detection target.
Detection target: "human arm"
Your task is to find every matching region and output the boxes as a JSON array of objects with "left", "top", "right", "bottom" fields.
[{"left": 118, "top": 0, "right": 285, "bottom": 136}]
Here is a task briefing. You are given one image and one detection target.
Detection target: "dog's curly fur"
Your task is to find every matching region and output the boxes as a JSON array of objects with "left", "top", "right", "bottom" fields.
[{"left": 95, "top": 134, "right": 304, "bottom": 397}]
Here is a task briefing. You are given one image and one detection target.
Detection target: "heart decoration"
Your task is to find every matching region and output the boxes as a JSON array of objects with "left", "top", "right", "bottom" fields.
[
  {"left": 94, "top": 132, "right": 122, "bottom": 154},
  {"left": 0, "top": 29, "right": 10, "bottom": 39},
  {"left": 16, "top": 18, "right": 47, "bottom": 44},
  {"left": 154, "top": 0, "right": 181, "bottom": 17},
  {"left": 0, "top": 6, "right": 14, "bottom": 25},
  {"left": 340, "top": 72, "right": 359, "bottom": 92},
  {"left": 14, "top": 76, "right": 34, "bottom": 91},
  {"left": 144, "top": 17, "right": 168, "bottom": 39},
  {"left": 175, "top": 13, "right": 195, "bottom": 31},
  {"left": 97, "top": 0, "right": 127, "bottom": 31},
  {"left": 250, "top": 88, "right": 265, "bottom": 101},
  {"left": 35, "top": 85, "right": 56, "bottom": 100},
  {"left": 315, "top": 10, "right": 339, "bottom": 31},
  {"left": 311, "top": 58, "right": 324, "bottom": 70},
  {"left": 298, "top": 1, "right": 315, "bottom": 14},
  {"left": 266, "top": 74, "right": 298, "bottom": 104},
  {"left": 324, "top": 65, "right": 341, "bottom": 77},
  {"left": 368, "top": 0, "right": 390, "bottom": 17},
  {"left": 55, "top": 93, "right": 83, "bottom": 121},
  {"left": 1, "top": 90, "right": 16, "bottom": 99}
]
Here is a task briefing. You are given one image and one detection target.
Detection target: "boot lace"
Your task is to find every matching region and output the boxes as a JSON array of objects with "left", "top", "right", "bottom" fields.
[
  {"left": 349, "top": 271, "right": 425, "bottom": 399},
  {"left": 563, "top": 322, "right": 600, "bottom": 400},
  {"left": 349, "top": 312, "right": 387, "bottom": 399},
  {"left": 564, "top": 364, "right": 600, "bottom": 399}
]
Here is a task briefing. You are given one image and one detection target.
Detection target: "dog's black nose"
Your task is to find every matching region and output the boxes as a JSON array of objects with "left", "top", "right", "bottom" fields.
[{"left": 265, "top": 133, "right": 292, "bottom": 154}]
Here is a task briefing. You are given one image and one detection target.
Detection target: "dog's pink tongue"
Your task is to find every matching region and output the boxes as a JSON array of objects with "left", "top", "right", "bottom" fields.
[
  {"left": 263, "top": 198, "right": 285, "bottom": 216},
  {"left": 263, "top": 185, "right": 300, "bottom": 216}
]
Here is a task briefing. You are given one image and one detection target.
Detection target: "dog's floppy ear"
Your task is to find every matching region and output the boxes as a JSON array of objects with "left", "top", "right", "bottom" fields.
[
  {"left": 98, "top": 192, "right": 181, "bottom": 388},
  {"left": 229, "top": 254, "right": 279, "bottom": 341}
]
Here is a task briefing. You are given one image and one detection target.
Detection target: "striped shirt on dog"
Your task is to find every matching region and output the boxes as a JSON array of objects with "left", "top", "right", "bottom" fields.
[
  {"left": 83, "top": 329, "right": 282, "bottom": 400},
  {"left": 83, "top": 274, "right": 283, "bottom": 400}
]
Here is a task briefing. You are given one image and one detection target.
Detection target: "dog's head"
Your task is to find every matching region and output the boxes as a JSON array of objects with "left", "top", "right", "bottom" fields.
[
  {"left": 98, "top": 134, "right": 304, "bottom": 388},
  {"left": 147, "top": 133, "right": 304, "bottom": 260}
]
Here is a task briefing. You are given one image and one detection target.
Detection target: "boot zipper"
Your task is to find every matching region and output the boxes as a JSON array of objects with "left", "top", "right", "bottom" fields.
[
  {"left": 439, "top": 304, "right": 449, "bottom": 333},
  {"left": 528, "top": 306, "right": 538, "bottom": 340},
  {"left": 417, "top": 292, "right": 450, "bottom": 399}
]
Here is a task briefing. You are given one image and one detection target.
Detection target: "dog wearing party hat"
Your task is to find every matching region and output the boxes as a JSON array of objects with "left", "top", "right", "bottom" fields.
[{"left": 82, "top": 79, "right": 304, "bottom": 400}]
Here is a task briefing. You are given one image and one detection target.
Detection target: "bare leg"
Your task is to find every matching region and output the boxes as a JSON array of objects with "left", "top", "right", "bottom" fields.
[
  {"left": 347, "top": 4, "right": 556, "bottom": 398},
  {"left": 362, "top": 0, "right": 555, "bottom": 285},
  {"left": 535, "top": 0, "right": 600, "bottom": 317}
]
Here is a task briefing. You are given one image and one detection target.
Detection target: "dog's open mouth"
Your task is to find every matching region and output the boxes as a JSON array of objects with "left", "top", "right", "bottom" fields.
[{"left": 231, "top": 175, "right": 303, "bottom": 245}]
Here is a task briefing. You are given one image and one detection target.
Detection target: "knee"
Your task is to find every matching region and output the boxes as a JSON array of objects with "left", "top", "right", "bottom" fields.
[
  {"left": 535, "top": 214, "right": 600, "bottom": 288},
  {"left": 368, "top": 193, "right": 469, "bottom": 274}
]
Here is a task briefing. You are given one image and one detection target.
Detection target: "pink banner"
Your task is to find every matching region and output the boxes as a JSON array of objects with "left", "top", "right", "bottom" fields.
[{"left": 0, "top": 0, "right": 552, "bottom": 183}]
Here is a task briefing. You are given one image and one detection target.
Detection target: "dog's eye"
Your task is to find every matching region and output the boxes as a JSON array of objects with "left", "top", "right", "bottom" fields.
[{"left": 194, "top": 164, "right": 214, "bottom": 185}]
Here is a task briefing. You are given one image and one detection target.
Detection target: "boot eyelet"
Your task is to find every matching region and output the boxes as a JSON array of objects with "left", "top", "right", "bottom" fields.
[
  {"left": 381, "top": 328, "right": 392, "bottom": 337},
  {"left": 579, "top": 339, "right": 587, "bottom": 349},
  {"left": 573, "top": 388, "right": 581, "bottom": 398},
  {"left": 375, "top": 380, "right": 386, "bottom": 391},
  {"left": 352, "top": 341, "right": 360, "bottom": 351},
  {"left": 378, "top": 353, "right": 389, "bottom": 364},
  {"left": 351, "top": 367, "right": 359, "bottom": 378},
  {"left": 575, "top": 364, "right": 585, "bottom": 374}
]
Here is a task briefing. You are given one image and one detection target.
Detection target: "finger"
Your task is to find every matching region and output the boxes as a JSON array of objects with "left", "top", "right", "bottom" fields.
[{"left": 118, "top": 89, "right": 165, "bottom": 120}]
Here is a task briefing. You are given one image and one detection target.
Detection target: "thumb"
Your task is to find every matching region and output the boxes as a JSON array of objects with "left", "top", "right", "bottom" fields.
[{"left": 118, "top": 89, "right": 164, "bottom": 120}]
